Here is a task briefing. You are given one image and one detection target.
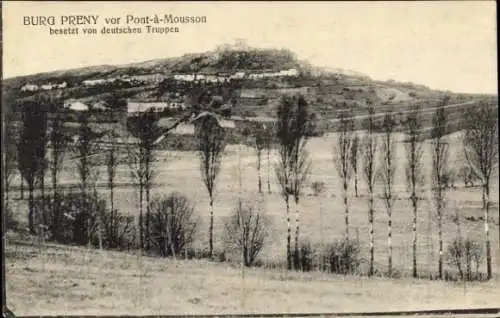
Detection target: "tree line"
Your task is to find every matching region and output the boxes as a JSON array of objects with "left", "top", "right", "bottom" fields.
[{"left": 3, "top": 92, "right": 498, "bottom": 281}]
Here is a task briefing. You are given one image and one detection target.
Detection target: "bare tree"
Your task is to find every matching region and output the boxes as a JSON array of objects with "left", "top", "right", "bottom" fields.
[
  {"left": 196, "top": 114, "right": 226, "bottom": 258},
  {"left": 225, "top": 199, "right": 269, "bottom": 267},
  {"left": 379, "top": 110, "right": 397, "bottom": 276},
  {"left": 350, "top": 133, "right": 360, "bottom": 197},
  {"left": 149, "top": 193, "right": 198, "bottom": 258},
  {"left": 431, "top": 104, "right": 449, "bottom": 280},
  {"left": 462, "top": 101, "right": 498, "bottom": 280},
  {"left": 18, "top": 100, "right": 49, "bottom": 234},
  {"left": 333, "top": 111, "right": 354, "bottom": 238},
  {"left": 362, "top": 106, "right": 378, "bottom": 276},
  {"left": 404, "top": 104, "right": 424, "bottom": 279}
]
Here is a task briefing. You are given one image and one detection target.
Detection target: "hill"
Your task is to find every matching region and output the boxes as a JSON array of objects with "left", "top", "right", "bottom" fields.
[{"left": 2, "top": 45, "right": 498, "bottom": 138}]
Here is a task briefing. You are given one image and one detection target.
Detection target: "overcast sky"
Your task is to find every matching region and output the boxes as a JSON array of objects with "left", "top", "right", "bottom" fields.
[{"left": 3, "top": 1, "right": 497, "bottom": 94}]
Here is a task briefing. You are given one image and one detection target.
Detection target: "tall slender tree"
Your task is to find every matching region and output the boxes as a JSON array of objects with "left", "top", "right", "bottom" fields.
[
  {"left": 196, "top": 114, "right": 226, "bottom": 258},
  {"left": 3, "top": 95, "right": 18, "bottom": 208},
  {"left": 462, "top": 101, "right": 498, "bottom": 280},
  {"left": 431, "top": 104, "right": 449, "bottom": 279},
  {"left": 333, "top": 111, "right": 354, "bottom": 238},
  {"left": 379, "top": 110, "right": 397, "bottom": 276},
  {"left": 254, "top": 124, "right": 266, "bottom": 194},
  {"left": 105, "top": 130, "right": 119, "bottom": 215},
  {"left": 275, "top": 95, "right": 309, "bottom": 270},
  {"left": 362, "top": 107, "right": 378, "bottom": 276},
  {"left": 290, "top": 96, "right": 312, "bottom": 270},
  {"left": 263, "top": 123, "right": 274, "bottom": 194},
  {"left": 18, "top": 100, "right": 49, "bottom": 234},
  {"left": 128, "top": 110, "right": 158, "bottom": 250},
  {"left": 74, "top": 112, "right": 100, "bottom": 246},
  {"left": 49, "top": 107, "right": 71, "bottom": 220},
  {"left": 404, "top": 104, "right": 424, "bottom": 279}
]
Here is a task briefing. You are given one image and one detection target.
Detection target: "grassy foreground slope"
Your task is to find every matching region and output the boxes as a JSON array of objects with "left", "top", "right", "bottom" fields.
[{"left": 5, "top": 239, "right": 500, "bottom": 316}]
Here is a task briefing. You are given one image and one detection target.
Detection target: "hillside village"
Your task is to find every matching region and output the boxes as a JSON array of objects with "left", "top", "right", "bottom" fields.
[
  {"left": 17, "top": 67, "right": 301, "bottom": 135},
  {"left": 5, "top": 46, "right": 497, "bottom": 152}
]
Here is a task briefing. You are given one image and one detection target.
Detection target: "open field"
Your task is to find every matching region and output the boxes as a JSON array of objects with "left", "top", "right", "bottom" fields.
[
  {"left": 7, "top": 131, "right": 500, "bottom": 277},
  {"left": 5, "top": 240, "right": 500, "bottom": 316}
]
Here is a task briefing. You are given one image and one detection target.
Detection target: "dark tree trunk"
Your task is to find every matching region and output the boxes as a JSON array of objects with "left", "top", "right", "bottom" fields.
[
  {"left": 412, "top": 195, "right": 418, "bottom": 278},
  {"left": 139, "top": 185, "right": 144, "bottom": 250},
  {"left": 20, "top": 176, "right": 24, "bottom": 200},
  {"left": 388, "top": 212, "right": 393, "bottom": 277},
  {"left": 145, "top": 184, "right": 151, "bottom": 251},
  {"left": 209, "top": 197, "right": 214, "bottom": 258},
  {"left": 28, "top": 183, "right": 35, "bottom": 234},
  {"left": 267, "top": 148, "right": 271, "bottom": 194},
  {"left": 344, "top": 181, "right": 349, "bottom": 238},
  {"left": 257, "top": 150, "right": 262, "bottom": 194},
  {"left": 354, "top": 171, "right": 358, "bottom": 197},
  {"left": 294, "top": 196, "right": 300, "bottom": 271}
]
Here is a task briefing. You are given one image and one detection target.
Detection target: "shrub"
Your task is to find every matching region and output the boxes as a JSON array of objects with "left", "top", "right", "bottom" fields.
[
  {"left": 325, "top": 238, "right": 361, "bottom": 275},
  {"left": 311, "top": 181, "right": 326, "bottom": 196},
  {"left": 4, "top": 204, "right": 20, "bottom": 232},
  {"left": 99, "top": 208, "right": 137, "bottom": 250},
  {"left": 446, "top": 237, "right": 484, "bottom": 281},
  {"left": 33, "top": 192, "right": 105, "bottom": 246},
  {"left": 293, "top": 240, "right": 315, "bottom": 272},
  {"left": 224, "top": 200, "right": 269, "bottom": 267},
  {"left": 148, "top": 193, "right": 197, "bottom": 258}
]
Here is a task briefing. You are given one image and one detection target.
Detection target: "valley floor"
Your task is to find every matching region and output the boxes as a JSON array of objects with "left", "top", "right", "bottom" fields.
[{"left": 5, "top": 240, "right": 500, "bottom": 316}]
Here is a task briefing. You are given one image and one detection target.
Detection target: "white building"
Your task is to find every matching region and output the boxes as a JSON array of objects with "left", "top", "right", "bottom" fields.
[
  {"left": 127, "top": 101, "right": 180, "bottom": 114},
  {"left": 64, "top": 100, "right": 89, "bottom": 112},
  {"left": 82, "top": 79, "right": 107, "bottom": 86},
  {"left": 173, "top": 74, "right": 196, "bottom": 82},
  {"left": 20, "top": 84, "right": 39, "bottom": 92},
  {"left": 231, "top": 72, "right": 246, "bottom": 79},
  {"left": 41, "top": 83, "right": 56, "bottom": 90}
]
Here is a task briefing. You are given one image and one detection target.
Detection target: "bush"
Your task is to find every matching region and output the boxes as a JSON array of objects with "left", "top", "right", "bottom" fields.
[
  {"left": 446, "top": 237, "right": 484, "bottom": 281},
  {"left": 148, "top": 192, "right": 197, "bottom": 257},
  {"left": 311, "top": 181, "right": 326, "bottom": 196},
  {"left": 33, "top": 192, "right": 106, "bottom": 246},
  {"left": 99, "top": 208, "right": 137, "bottom": 250},
  {"left": 293, "top": 240, "right": 315, "bottom": 272},
  {"left": 4, "top": 204, "right": 20, "bottom": 232},
  {"left": 224, "top": 200, "right": 269, "bottom": 267},
  {"left": 325, "top": 238, "right": 361, "bottom": 275}
]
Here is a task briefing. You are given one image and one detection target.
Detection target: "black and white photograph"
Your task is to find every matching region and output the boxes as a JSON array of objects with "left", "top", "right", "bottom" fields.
[{"left": 2, "top": 1, "right": 499, "bottom": 317}]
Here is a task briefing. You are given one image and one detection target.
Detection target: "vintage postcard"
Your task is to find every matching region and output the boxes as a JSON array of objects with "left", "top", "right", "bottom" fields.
[{"left": 2, "top": 1, "right": 499, "bottom": 317}]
